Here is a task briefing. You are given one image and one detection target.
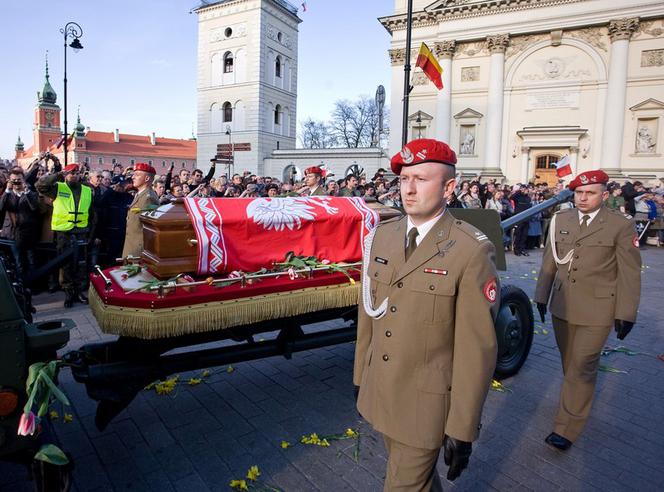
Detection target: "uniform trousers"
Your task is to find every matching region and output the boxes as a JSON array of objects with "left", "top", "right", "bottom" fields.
[
  {"left": 552, "top": 316, "right": 612, "bottom": 442},
  {"left": 383, "top": 435, "right": 443, "bottom": 492},
  {"left": 55, "top": 231, "right": 88, "bottom": 296}
]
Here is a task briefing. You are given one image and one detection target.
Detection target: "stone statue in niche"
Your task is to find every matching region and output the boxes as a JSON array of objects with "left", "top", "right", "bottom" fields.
[
  {"left": 636, "top": 126, "right": 656, "bottom": 153},
  {"left": 460, "top": 126, "right": 476, "bottom": 155}
]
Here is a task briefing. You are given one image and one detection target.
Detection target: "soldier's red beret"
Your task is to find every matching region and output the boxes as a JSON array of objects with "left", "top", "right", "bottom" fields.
[
  {"left": 391, "top": 139, "right": 457, "bottom": 175},
  {"left": 304, "top": 166, "right": 324, "bottom": 176},
  {"left": 134, "top": 162, "right": 156, "bottom": 174},
  {"left": 568, "top": 170, "right": 609, "bottom": 190},
  {"left": 63, "top": 163, "right": 79, "bottom": 173}
]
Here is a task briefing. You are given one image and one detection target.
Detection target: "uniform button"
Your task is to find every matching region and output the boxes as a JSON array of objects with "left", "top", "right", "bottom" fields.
[
  {"left": 571, "top": 279, "right": 576, "bottom": 283},
  {"left": 429, "top": 285, "right": 435, "bottom": 291},
  {"left": 572, "top": 267, "right": 578, "bottom": 271},
  {"left": 385, "top": 330, "right": 392, "bottom": 337},
  {"left": 374, "top": 272, "right": 379, "bottom": 277},
  {"left": 397, "top": 282, "right": 403, "bottom": 288},
  {"left": 390, "top": 306, "right": 397, "bottom": 313},
  {"left": 574, "top": 255, "right": 579, "bottom": 259},
  {"left": 382, "top": 354, "right": 389, "bottom": 361},
  {"left": 447, "top": 385, "right": 452, "bottom": 391},
  {"left": 576, "top": 243, "right": 581, "bottom": 247}
]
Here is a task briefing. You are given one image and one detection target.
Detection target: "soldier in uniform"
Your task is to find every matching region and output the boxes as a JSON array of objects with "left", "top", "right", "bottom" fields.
[
  {"left": 302, "top": 166, "right": 327, "bottom": 196},
  {"left": 535, "top": 170, "right": 641, "bottom": 451},
  {"left": 354, "top": 139, "right": 499, "bottom": 490},
  {"left": 37, "top": 163, "right": 94, "bottom": 307},
  {"left": 122, "top": 162, "right": 159, "bottom": 258}
]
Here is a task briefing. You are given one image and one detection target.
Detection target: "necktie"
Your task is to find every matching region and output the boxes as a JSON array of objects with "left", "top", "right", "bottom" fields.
[
  {"left": 581, "top": 215, "right": 590, "bottom": 229},
  {"left": 405, "top": 227, "right": 419, "bottom": 261}
]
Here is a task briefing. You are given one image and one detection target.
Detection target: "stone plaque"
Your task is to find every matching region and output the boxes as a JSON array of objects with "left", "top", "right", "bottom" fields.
[
  {"left": 526, "top": 90, "right": 580, "bottom": 110},
  {"left": 641, "top": 49, "right": 664, "bottom": 67},
  {"left": 461, "top": 66, "right": 479, "bottom": 82}
]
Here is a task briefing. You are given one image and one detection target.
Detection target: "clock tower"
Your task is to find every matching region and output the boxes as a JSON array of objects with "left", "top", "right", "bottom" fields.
[{"left": 33, "top": 57, "right": 62, "bottom": 153}]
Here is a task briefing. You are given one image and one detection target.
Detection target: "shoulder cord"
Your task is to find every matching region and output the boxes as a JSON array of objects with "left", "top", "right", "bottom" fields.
[
  {"left": 361, "top": 227, "right": 388, "bottom": 319},
  {"left": 549, "top": 213, "right": 574, "bottom": 272}
]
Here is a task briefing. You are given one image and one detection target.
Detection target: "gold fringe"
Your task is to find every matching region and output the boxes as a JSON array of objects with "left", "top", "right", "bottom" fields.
[{"left": 88, "top": 282, "right": 359, "bottom": 340}]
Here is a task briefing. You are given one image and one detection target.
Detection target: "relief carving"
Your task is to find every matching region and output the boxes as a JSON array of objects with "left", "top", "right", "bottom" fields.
[
  {"left": 412, "top": 72, "right": 430, "bottom": 85},
  {"left": 519, "top": 56, "right": 592, "bottom": 81},
  {"left": 641, "top": 49, "right": 664, "bottom": 67},
  {"left": 461, "top": 66, "right": 480, "bottom": 82},
  {"left": 505, "top": 33, "right": 548, "bottom": 59},
  {"left": 633, "top": 20, "right": 664, "bottom": 39},
  {"left": 457, "top": 41, "right": 487, "bottom": 58},
  {"left": 573, "top": 26, "right": 608, "bottom": 52}
]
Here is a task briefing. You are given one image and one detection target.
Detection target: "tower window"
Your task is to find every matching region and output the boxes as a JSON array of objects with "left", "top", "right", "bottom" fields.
[
  {"left": 275, "top": 57, "right": 282, "bottom": 78},
  {"left": 131, "top": 159, "right": 135, "bottom": 165},
  {"left": 224, "top": 52, "right": 234, "bottom": 73},
  {"left": 223, "top": 102, "right": 233, "bottom": 122},
  {"left": 98, "top": 157, "right": 104, "bottom": 165},
  {"left": 225, "top": 27, "right": 232, "bottom": 38},
  {"left": 112, "top": 158, "right": 117, "bottom": 164},
  {"left": 277, "top": 32, "right": 282, "bottom": 42},
  {"left": 274, "top": 104, "right": 281, "bottom": 125}
]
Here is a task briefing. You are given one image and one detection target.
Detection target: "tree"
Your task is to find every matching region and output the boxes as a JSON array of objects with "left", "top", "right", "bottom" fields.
[
  {"left": 330, "top": 96, "right": 388, "bottom": 148},
  {"left": 299, "top": 118, "right": 336, "bottom": 149}
]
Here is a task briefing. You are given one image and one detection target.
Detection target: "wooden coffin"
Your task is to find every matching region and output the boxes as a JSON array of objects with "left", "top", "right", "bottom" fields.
[{"left": 140, "top": 199, "right": 402, "bottom": 279}]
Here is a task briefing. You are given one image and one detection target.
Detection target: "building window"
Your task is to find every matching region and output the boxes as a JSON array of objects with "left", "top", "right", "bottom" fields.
[
  {"left": 182, "top": 162, "right": 186, "bottom": 168},
  {"left": 223, "top": 52, "right": 234, "bottom": 73},
  {"left": 225, "top": 27, "right": 232, "bottom": 38},
  {"left": 171, "top": 161, "right": 175, "bottom": 167},
  {"left": 98, "top": 157, "right": 103, "bottom": 165},
  {"left": 162, "top": 160, "right": 166, "bottom": 167},
  {"left": 277, "top": 32, "right": 282, "bottom": 42},
  {"left": 536, "top": 155, "right": 560, "bottom": 169},
  {"left": 148, "top": 160, "right": 153, "bottom": 166},
  {"left": 130, "top": 159, "right": 135, "bottom": 166},
  {"left": 84, "top": 156, "right": 90, "bottom": 164},
  {"left": 274, "top": 104, "right": 281, "bottom": 125},
  {"left": 275, "top": 57, "right": 282, "bottom": 78},
  {"left": 111, "top": 158, "right": 117, "bottom": 164},
  {"left": 223, "top": 101, "right": 233, "bottom": 122}
]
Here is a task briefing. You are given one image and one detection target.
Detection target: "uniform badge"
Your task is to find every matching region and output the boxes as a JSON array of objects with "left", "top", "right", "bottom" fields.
[
  {"left": 474, "top": 231, "right": 488, "bottom": 241},
  {"left": 632, "top": 235, "right": 640, "bottom": 248},
  {"left": 424, "top": 268, "right": 447, "bottom": 275},
  {"left": 559, "top": 230, "right": 569, "bottom": 235},
  {"left": 580, "top": 175, "right": 589, "bottom": 184},
  {"left": 374, "top": 256, "right": 388, "bottom": 265},
  {"left": 483, "top": 278, "right": 497, "bottom": 303},
  {"left": 400, "top": 146, "right": 414, "bottom": 164}
]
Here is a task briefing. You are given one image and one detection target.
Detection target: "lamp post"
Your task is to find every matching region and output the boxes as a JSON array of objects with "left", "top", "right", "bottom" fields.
[{"left": 60, "top": 22, "right": 84, "bottom": 166}]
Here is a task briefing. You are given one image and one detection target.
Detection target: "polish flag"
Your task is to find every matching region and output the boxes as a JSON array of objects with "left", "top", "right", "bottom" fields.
[{"left": 555, "top": 155, "right": 572, "bottom": 178}]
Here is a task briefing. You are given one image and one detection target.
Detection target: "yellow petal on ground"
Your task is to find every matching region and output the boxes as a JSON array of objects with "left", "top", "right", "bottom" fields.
[
  {"left": 63, "top": 413, "right": 73, "bottom": 423},
  {"left": 281, "top": 441, "right": 291, "bottom": 449},
  {"left": 188, "top": 378, "right": 202, "bottom": 386},
  {"left": 49, "top": 410, "right": 59, "bottom": 420},
  {"left": 226, "top": 365, "right": 234, "bottom": 373},
  {"left": 201, "top": 370, "right": 210, "bottom": 378},
  {"left": 246, "top": 465, "right": 260, "bottom": 481}
]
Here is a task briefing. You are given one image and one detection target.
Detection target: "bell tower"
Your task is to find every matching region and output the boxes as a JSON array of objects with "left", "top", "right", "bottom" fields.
[
  {"left": 33, "top": 55, "right": 62, "bottom": 153},
  {"left": 195, "top": 0, "right": 300, "bottom": 174}
]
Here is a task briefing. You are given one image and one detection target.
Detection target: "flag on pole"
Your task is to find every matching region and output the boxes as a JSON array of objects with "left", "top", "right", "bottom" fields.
[
  {"left": 301, "top": 1, "right": 307, "bottom": 12},
  {"left": 55, "top": 130, "right": 75, "bottom": 149},
  {"left": 415, "top": 42, "right": 443, "bottom": 90},
  {"left": 555, "top": 155, "right": 572, "bottom": 178}
]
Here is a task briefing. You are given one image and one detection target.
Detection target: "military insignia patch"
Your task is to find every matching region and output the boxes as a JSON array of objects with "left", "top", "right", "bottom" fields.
[
  {"left": 560, "top": 230, "right": 569, "bottom": 235},
  {"left": 580, "top": 175, "right": 589, "bottom": 184},
  {"left": 424, "top": 268, "right": 447, "bottom": 275},
  {"left": 483, "top": 278, "right": 497, "bottom": 303},
  {"left": 633, "top": 235, "right": 640, "bottom": 248},
  {"left": 374, "top": 256, "right": 388, "bottom": 264}
]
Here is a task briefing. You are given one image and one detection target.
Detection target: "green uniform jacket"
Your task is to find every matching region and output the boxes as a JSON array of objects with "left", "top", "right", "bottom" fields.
[
  {"left": 354, "top": 211, "right": 499, "bottom": 449},
  {"left": 535, "top": 206, "right": 642, "bottom": 325}
]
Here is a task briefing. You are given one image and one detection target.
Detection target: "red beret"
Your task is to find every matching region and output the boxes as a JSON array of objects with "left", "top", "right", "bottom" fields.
[
  {"left": 63, "top": 163, "right": 79, "bottom": 173},
  {"left": 304, "top": 166, "right": 324, "bottom": 177},
  {"left": 391, "top": 139, "right": 457, "bottom": 175},
  {"left": 134, "top": 162, "right": 156, "bottom": 174},
  {"left": 568, "top": 170, "right": 609, "bottom": 190}
]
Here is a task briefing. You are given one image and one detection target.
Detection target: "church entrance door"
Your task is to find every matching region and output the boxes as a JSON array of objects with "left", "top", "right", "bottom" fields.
[{"left": 533, "top": 152, "right": 562, "bottom": 187}]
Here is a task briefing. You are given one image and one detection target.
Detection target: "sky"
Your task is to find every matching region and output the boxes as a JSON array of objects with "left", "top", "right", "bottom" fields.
[{"left": 0, "top": 0, "right": 394, "bottom": 159}]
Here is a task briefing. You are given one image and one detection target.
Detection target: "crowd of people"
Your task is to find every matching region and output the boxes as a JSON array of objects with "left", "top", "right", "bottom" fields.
[{"left": 1, "top": 157, "right": 663, "bottom": 298}]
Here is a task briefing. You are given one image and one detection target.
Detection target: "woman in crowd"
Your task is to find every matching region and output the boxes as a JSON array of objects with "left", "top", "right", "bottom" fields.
[{"left": 462, "top": 182, "right": 483, "bottom": 209}]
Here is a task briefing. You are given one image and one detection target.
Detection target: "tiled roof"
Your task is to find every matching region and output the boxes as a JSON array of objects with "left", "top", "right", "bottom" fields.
[{"left": 81, "top": 131, "right": 196, "bottom": 159}]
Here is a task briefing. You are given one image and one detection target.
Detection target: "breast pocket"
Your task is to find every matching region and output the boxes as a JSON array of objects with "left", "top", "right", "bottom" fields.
[
  {"left": 366, "top": 261, "right": 394, "bottom": 305},
  {"left": 555, "top": 234, "right": 574, "bottom": 257},
  {"left": 411, "top": 276, "right": 456, "bottom": 324}
]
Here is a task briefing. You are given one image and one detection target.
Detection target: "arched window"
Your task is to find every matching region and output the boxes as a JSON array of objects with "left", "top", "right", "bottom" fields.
[
  {"left": 282, "top": 165, "right": 300, "bottom": 184},
  {"left": 223, "top": 52, "right": 234, "bottom": 73},
  {"left": 274, "top": 104, "right": 281, "bottom": 126},
  {"left": 275, "top": 56, "right": 282, "bottom": 78},
  {"left": 536, "top": 154, "right": 560, "bottom": 169},
  {"left": 223, "top": 102, "right": 233, "bottom": 123}
]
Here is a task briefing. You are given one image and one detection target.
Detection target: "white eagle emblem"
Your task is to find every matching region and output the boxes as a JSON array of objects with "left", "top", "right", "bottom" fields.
[
  {"left": 400, "top": 145, "right": 414, "bottom": 164},
  {"left": 246, "top": 197, "right": 339, "bottom": 231},
  {"left": 580, "top": 175, "right": 589, "bottom": 184}
]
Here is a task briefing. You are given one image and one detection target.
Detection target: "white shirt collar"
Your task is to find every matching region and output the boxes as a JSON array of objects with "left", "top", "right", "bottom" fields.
[
  {"left": 406, "top": 210, "right": 445, "bottom": 247},
  {"left": 578, "top": 208, "right": 601, "bottom": 225}
]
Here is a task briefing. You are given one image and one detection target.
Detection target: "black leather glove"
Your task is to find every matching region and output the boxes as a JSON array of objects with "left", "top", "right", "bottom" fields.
[
  {"left": 536, "top": 303, "right": 547, "bottom": 323},
  {"left": 615, "top": 320, "right": 634, "bottom": 340},
  {"left": 443, "top": 435, "right": 472, "bottom": 481}
]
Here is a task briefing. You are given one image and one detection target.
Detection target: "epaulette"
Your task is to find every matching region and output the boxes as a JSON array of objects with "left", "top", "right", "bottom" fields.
[
  {"left": 452, "top": 218, "right": 489, "bottom": 243},
  {"left": 377, "top": 214, "right": 403, "bottom": 227}
]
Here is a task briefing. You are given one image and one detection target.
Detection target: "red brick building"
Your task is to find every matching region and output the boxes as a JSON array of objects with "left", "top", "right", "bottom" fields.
[{"left": 16, "top": 63, "right": 197, "bottom": 173}]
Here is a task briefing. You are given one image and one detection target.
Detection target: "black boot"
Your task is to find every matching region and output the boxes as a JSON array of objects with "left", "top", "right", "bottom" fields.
[
  {"left": 64, "top": 292, "right": 74, "bottom": 308},
  {"left": 545, "top": 432, "right": 572, "bottom": 451},
  {"left": 75, "top": 292, "right": 88, "bottom": 305}
]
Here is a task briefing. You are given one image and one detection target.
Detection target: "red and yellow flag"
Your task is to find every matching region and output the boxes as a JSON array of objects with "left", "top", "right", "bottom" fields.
[{"left": 415, "top": 42, "right": 443, "bottom": 90}]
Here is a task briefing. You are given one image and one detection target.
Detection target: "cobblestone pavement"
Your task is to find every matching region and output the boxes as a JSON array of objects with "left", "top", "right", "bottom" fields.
[{"left": 2, "top": 248, "right": 664, "bottom": 491}]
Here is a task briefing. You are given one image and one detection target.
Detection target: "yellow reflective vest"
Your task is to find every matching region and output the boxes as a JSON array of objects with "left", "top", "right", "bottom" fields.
[{"left": 51, "top": 182, "right": 92, "bottom": 231}]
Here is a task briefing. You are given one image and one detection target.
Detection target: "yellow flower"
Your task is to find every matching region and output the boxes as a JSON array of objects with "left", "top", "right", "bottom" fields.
[
  {"left": 226, "top": 365, "right": 235, "bottom": 373},
  {"left": 229, "top": 479, "right": 248, "bottom": 490},
  {"left": 280, "top": 441, "right": 291, "bottom": 449},
  {"left": 188, "top": 378, "right": 202, "bottom": 386},
  {"left": 246, "top": 465, "right": 260, "bottom": 481},
  {"left": 345, "top": 428, "right": 358, "bottom": 438},
  {"left": 130, "top": 207, "right": 142, "bottom": 214},
  {"left": 542, "top": 329, "right": 549, "bottom": 335},
  {"left": 202, "top": 370, "right": 210, "bottom": 378},
  {"left": 49, "top": 410, "right": 59, "bottom": 420},
  {"left": 320, "top": 438, "right": 330, "bottom": 447},
  {"left": 154, "top": 375, "right": 180, "bottom": 395},
  {"left": 63, "top": 413, "right": 73, "bottom": 423},
  {"left": 349, "top": 278, "right": 356, "bottom": 285}
]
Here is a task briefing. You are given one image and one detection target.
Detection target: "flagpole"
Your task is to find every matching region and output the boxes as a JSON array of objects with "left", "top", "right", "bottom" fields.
[{"left": 401, "top": 0, "right": 414, "bottom": 147}]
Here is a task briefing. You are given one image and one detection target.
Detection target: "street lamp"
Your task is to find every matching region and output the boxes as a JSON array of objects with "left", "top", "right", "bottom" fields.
[{"left": 60, "top": 22, "right": 84, "bottom": 166}]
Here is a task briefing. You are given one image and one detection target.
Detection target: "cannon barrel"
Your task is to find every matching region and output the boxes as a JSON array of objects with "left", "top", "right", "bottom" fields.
[{"left": 501, "top": 189, "right": 573, "bottom": 231}]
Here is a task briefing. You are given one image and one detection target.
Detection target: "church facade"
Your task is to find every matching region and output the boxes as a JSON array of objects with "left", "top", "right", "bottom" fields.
[{"left": 380, "top": 0, "right": 664, "bottom": 184}]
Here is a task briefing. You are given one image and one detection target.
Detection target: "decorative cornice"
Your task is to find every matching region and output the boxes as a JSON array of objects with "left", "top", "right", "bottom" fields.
[
  {"left": 487, "top": 34, "right": 510, "bottom": 54},
  {"left": 608, "top": 17, "right": 640, "bottom": 42},
  {"left": 434, "top": 40, "right": 456, "bottom": 59}
]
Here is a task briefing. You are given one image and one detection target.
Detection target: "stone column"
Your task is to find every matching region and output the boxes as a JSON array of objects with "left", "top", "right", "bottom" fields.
[
  {"left": 434, "top": 41, "right": 455, "bottom": 143},
  {"left": 520, "top": 146, "right": 530, "bottom": 183},
  {"left": 485, "top": 34, "right": 509, "bottom": 170},
  {"left": 600, "top": 18, "right": 639, "bottom": 170},
  {"left": 388, "top": 48, "right": 407, "bottom": 154}
]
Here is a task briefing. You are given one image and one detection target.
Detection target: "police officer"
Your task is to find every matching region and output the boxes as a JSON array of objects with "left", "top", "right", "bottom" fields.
[
  {"left": 302, "top": 166, "right": 327, "bottom": 196},
  {"left": 37, "top": 163, "right": 94, "bottom": 308},
  {"left": 535, "top": 170, "right": 641, "bottom": 451},
  {"left": 354, "top": 139, "right": 499, "bottom": 490},
  {"left": 122, "top": 162, "right": 159, "bottom": 258}
]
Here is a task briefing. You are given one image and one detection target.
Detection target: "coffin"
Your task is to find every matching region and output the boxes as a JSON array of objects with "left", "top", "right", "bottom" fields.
[{"left": 140, "top": 198, "right": 401, "bottom": 279}]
